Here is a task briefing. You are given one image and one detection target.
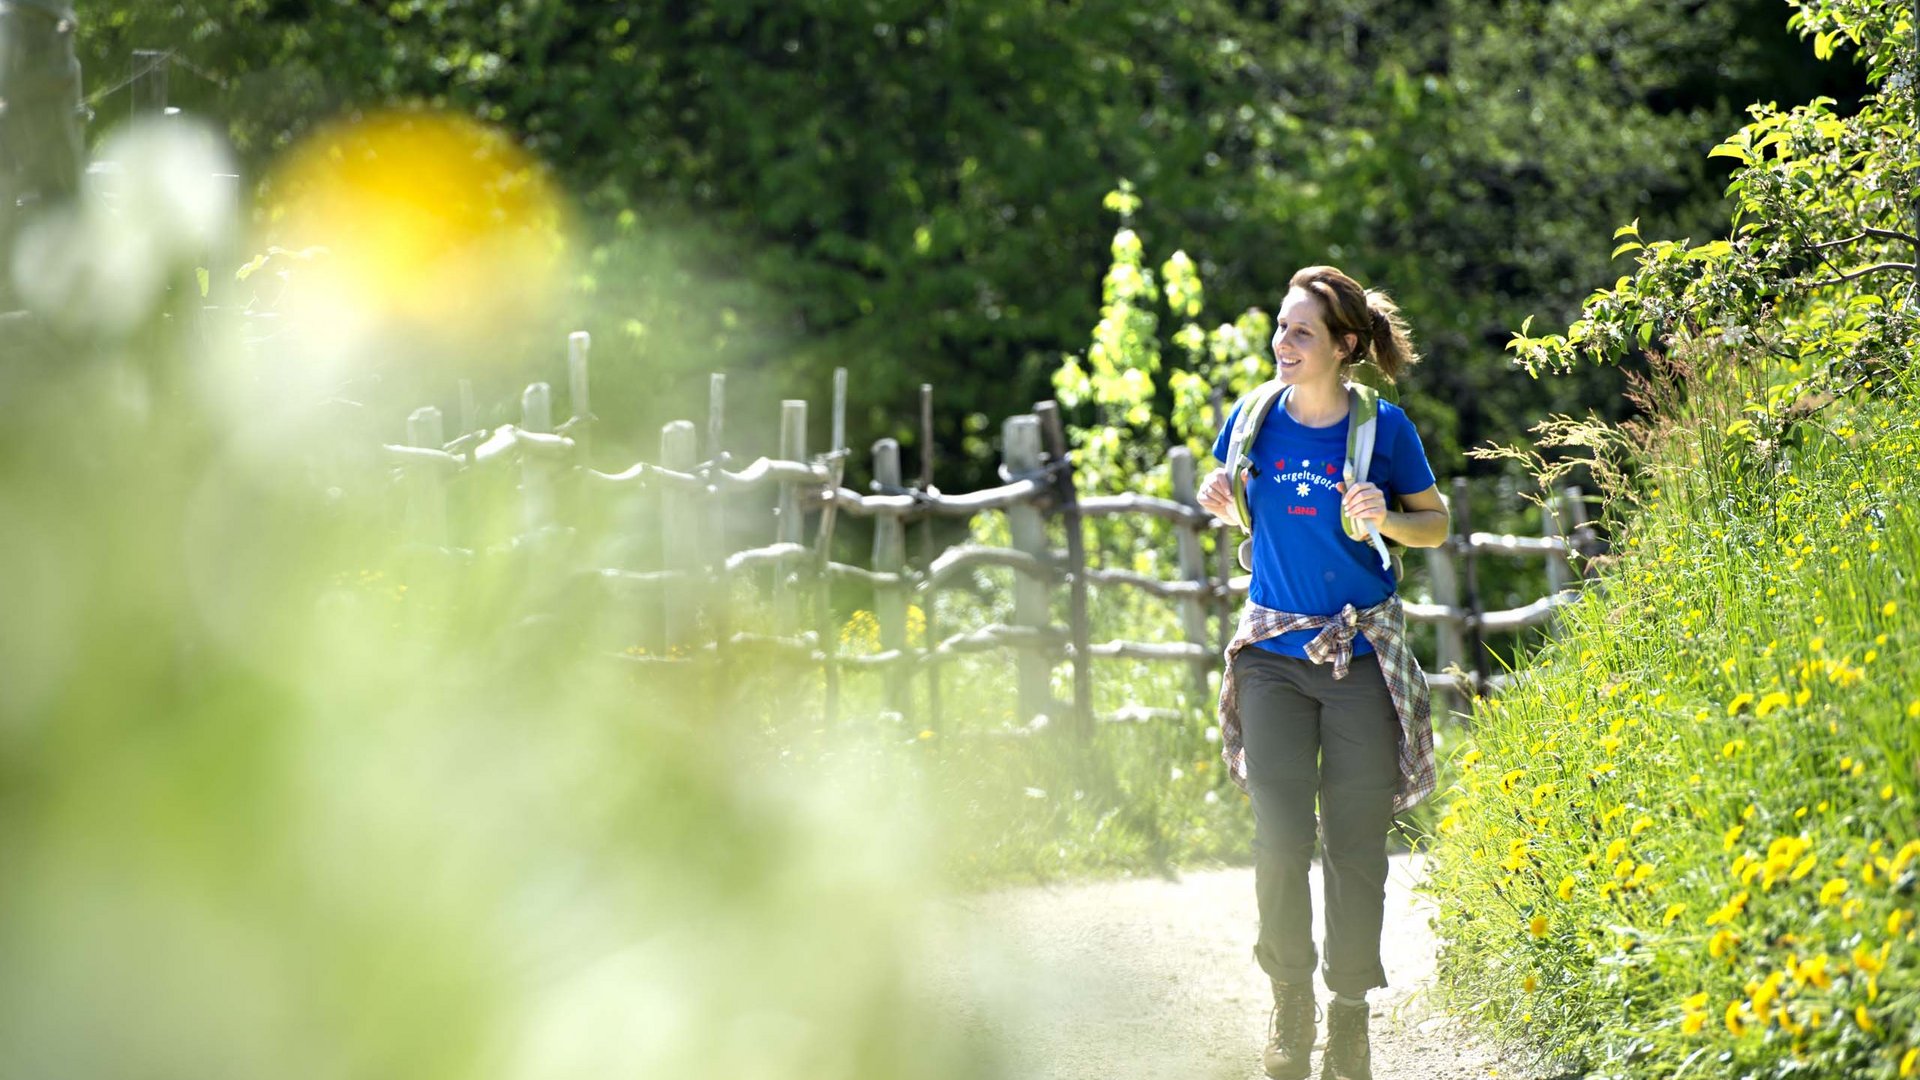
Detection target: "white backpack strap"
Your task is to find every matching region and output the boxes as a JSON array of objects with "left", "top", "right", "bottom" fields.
[
  {"left": 1224, "top": 381, "right": 1285, "bottom": 531},
  {"left": 1341, "top": 385, "right": 1393, "bottom": 571}
]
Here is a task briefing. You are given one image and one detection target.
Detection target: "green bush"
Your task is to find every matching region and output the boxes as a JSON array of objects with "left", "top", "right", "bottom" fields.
[{"left": 1426, "top": 0, "right": 1920, "bottom": 1073}]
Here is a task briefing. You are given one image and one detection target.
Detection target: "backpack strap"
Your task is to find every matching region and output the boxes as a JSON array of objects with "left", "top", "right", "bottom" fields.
[
  {"left": 1224, "top": 380, "right": 1286, "bottom": 531},
  {"left": 1340, "top": 384, "right": 1398, "bottom": 577}
]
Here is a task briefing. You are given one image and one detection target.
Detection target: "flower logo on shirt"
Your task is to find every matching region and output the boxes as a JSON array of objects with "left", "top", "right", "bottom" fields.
[{"left": 1296, "top": 482, "right": 1310, "bottom": 497}]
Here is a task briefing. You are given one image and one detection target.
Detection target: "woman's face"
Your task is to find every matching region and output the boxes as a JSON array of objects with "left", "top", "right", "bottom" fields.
[{"left": 1271, "top": 288, "right": 1356, "bottom": 388}]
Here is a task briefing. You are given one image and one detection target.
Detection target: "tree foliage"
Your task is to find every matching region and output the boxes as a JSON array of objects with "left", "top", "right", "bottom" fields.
[{"left": 74, "top": 0, "right": 1867, "bottom": 483}]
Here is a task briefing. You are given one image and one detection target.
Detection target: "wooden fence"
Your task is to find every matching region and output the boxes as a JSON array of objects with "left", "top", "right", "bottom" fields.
[{"left": 382, "top": 331, "right": 1600, "bottom": 735}]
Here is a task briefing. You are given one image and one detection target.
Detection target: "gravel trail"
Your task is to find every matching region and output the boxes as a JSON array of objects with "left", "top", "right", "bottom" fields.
[{"left": 920, "top": 853, "right": 1561, "bottom": 1080}]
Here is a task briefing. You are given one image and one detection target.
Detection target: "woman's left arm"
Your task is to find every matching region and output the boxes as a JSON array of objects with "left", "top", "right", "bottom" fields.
[{"left": 1378, "top": 485, "right": 1449, "bottom": 548}]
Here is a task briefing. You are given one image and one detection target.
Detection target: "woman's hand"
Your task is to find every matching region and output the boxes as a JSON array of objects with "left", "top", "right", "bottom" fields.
[
  {"left": 1335, "top": 480, "right": 1388, "bottom": 526},
  {"left": 1197, "top": 467, "right": 1234, "bottom": 520}
]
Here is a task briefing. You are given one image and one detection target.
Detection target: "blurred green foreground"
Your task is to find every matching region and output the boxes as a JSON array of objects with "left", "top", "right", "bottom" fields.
[{"left": 0, "top": 112, "right": 1054, "bottom": 1080}]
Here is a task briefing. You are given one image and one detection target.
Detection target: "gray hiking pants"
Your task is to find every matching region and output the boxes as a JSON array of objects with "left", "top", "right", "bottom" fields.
[{"left": 1232, "top": 645, "right": 1398, "bottom": 997}]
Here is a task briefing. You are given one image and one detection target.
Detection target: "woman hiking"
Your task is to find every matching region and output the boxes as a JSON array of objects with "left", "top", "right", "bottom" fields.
[{"left": 1195, "top": 265, "right": 1449, "bottom": 1080}]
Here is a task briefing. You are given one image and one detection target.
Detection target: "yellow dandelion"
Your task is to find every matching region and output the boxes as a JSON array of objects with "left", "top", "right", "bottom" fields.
[
  {"left": 1557, "top": 875, "right": 1576, "bottom": 901},
  {"left": 1755, "top": 691, "right": 1790, "bottom": 718},
  {"left": 1819, "top": 878, "right": 1849, "bottom": 905},
  {"left": 1857, "top": 1004, "right": 1876, "bottom": 1032},
  {"left": 1663, "top": 903, "right": 1688, "bottom": 926},
  {"left": 1727, "top": 692, "right": 1755, "bottom": 716},
  {"left": 1900, "top": 1047, "right": 1918, "bottom": 1077},
  {"left": 1724, "top": 824, "right": 1745, "bottom": 852},
  {"left": 1632, "top": 816, "right": 1654, "bottom": 836},
  {"left": 1726, "top": 1000, "right": 1748, "bottom": 1036},
  {"left": 1528, "top": 914, "right": 1548, "bottom": 938},
  {"left": 1522, "top": 974, "right": 1538, "bottom": 993},
  {"left": 1682, "top": 1011, "right": 1708, "bottom": 1035},
  {"left": 1883, "top": 601, "right": 1898, "bottom": 617},
  {"left": 1708, "top": 928, "right": 1740, "bottom": 959}
]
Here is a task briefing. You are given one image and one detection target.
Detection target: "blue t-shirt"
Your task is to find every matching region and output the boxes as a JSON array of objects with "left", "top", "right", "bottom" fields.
[{"left": 1211, "top": 394, "right": 1436, "bottom": 659}]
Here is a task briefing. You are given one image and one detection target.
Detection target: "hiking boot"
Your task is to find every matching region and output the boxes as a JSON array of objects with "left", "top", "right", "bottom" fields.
[
  {"left": 1321, "top": 997, "right": 1372, "bottom": 1080},
  {"left": 1263, "top": 980, "right": 1317, "bottom": 1080}
]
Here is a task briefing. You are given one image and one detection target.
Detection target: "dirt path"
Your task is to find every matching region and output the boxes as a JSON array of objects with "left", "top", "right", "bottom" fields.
[{"left": 919, "top": 853, "right": 1558, "bottom": 1080}]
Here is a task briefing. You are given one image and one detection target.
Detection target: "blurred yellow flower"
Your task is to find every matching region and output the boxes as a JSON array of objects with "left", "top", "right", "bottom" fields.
[
  {"left": 1900, "top": 1046, "right": 1918, "bottom": 1077},
  {"left": 1663, "top": 903, "right": 1687, "bottom": 926},
  {"left": 1528, "top": 914, "right": 1548, "bottom": 938},
  {"left": 1557, "top": 875, "right": 1576, "bottom": 901},
  {"left": 1727, "top": 692, "right": 1755, "bottom": 716},
  {"left": 1819, "top": 878, "right": 1849, "bottom": 905}
]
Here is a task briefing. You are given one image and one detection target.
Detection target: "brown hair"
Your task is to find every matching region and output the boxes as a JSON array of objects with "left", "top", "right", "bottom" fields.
[{"left": 1287, "top": 265, "right": 1421, "bottom": 384}]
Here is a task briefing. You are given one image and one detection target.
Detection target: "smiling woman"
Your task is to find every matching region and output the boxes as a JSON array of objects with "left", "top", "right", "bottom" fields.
[{"left": 1195, "top": 264, "right": 1450, "bottom": 1080}]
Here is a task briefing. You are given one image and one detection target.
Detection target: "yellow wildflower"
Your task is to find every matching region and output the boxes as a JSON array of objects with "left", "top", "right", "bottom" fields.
[
  {"left": 1819, "top": 878, "right": 1849, "bottom": 905},
  {"left": 1557, "top": 875, "right": 1576, "bottom": 901},
  {"left": 1528, "top": 914, "right": 1548, "bottom": 938},
  {"left": 1727, "top": 692, "right": 1755, "bottom": 716},
  {"left": 1663, "top": 903, "right": 1687, "bottom": 926}
]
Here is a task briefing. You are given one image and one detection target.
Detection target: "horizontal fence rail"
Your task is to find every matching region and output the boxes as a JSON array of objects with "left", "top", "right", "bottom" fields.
[{"left": 381, "top": 331, "right": 1602, "bottom": 732}]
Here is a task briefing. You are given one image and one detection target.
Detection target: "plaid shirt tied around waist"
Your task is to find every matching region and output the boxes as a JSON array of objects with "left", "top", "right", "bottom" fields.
[{"left": 1217, "top": 594, "right": 1437, "bottom": 814}]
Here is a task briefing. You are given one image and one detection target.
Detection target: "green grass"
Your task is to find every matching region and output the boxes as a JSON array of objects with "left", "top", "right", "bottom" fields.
[{"left": 1422, "top": 345, "right": 1920, "bottom": 1079}]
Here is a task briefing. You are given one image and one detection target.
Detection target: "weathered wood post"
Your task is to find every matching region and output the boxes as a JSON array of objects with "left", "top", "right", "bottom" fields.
[
  {"left": 405, "top": 405, "right": 447, "bottom": 550},
  {"left": 1426, "top": 488, "right": 1466, "bottom": 722},
  {"left": 919, "top": 383, "right": 942, "bottom": 733},
  {"left": 520, "top": 382, "right": 556, "bottom": 534},
  {"left": 1543, "top": 485, "right": 1570, "bottom": 595},
  {"left": 1214, "top": 521, "right": 1235, "bottom": 660},
  {"left": 1037, "top": 401, "right": 1091, "bottom": 738},
  {"left": 706, "top": 374, "right": 729, "bottom": 656},
  {"left": 660, "top": 420, "right": 699, "bottom": 649},
  {"left": 775, "top": 400, "right": 808, "bottom": 631},
  {"left": 132, "top": 49, "right": 169, "bottom": 114},
  {"left": 1004, "top": 414, "right": 1052, "bottom": 725},
  {"left": 567, "top": 331, "right": 593, "bottom": 464},
  {"left": 520, "top": 381, "right": 563, "bottom": 601},
  {"left": 1170, "top": 448, "right": 1211, "bottom": 707},
  {"left": 871, "top": 438, "right": 909, "bottom": 715},
  {"left": 1562, "top": 484, "right": 1590, "bottom": 576},
  {"left": 814, "top": 452, "right": 847, "bottom": 726},
  {"left": 1452, "top": 476, "right": 1488, "bottom": 696},
  {"left": 831, "top": 368, "right": 848, "bottom": 458},
  {"left": 458, "top": 379, "right": 477, "bottom": 438}
]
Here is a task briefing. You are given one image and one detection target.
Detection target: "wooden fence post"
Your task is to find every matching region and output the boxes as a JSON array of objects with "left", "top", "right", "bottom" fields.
[
  {"left": 660, "top": 420, "right": 698, "bottom": 649},
  {"left": 520, "top": 382, "right": 555, "bottom": 534},
  {"left": 919, "top": 383, "right": 942, "bottom": 734},
  {"left": 1170, "top": 448, "right": 1211, "bottom": 707},
  {"left": 132, "top": 49, "right": 169, "bottom": 114},
  {"left": 1004, "top": 414, "right": 1052, "bottom": 725},
  {"left": 1543, "top": 486, "right": 1570, "bottom": 594},
  {"left": 405, "top": 405, "right": 446, "bottom": 550},
  {"left": 815, "top": 452, "right": 847, "bottom": 727},
  {"left": 567, "top": 331, "right": 592, "bottom": 465},
  {"left": 776, "top": 400, "right": 808, "bottom": 631},
  {"left": 707, "top": 374, "right": 729, "bottom": 656},
  {"left": 1426, "top": 489, "right": 1466, "bottom": 722},
  {"left": 1452, "top": 476, "right": 1488, "bottom": 695},
  {"left": 458, "top": 379, "right": 477, "bottom": 438},
  {"left": 1562, "top": 484, "right": 1590, "bottom": 574},
  {"left": 1037, "top": 401, "right": 1091, "bottom": 738},
  {"left": 872, "top": 438, "right": 908, "bottom": 715}
]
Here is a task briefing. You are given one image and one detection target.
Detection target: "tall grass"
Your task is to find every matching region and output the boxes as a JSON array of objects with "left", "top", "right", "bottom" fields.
[{"left": 1423, "top": 345, "right": 1920, "bottom": 1078}]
